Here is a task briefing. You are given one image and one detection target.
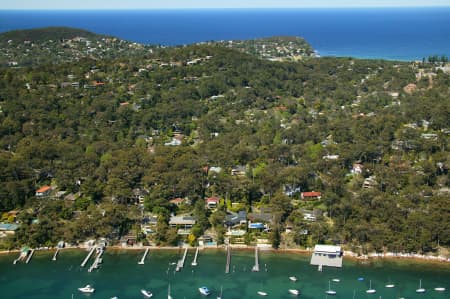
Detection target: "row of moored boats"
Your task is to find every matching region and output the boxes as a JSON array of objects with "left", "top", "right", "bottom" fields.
[
  {"left": 77, "top": 276, "right": 446, "bottom": 298},
  {"left": 77, "top": 285, "right": 154, "bottom": 298},
  {"left": 324, "top": 278, "right": 446, "bottom": 296}
]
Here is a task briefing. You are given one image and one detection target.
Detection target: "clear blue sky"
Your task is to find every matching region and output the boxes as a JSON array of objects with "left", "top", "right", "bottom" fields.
[{"left": 2, "top": 0, "right": 450, "bottom": 10}]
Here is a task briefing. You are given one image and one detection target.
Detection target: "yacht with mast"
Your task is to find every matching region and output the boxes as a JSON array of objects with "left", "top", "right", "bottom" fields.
[
  {"left": 325, "top": 280, "right": 336, "bottom": 295},
  {"left": 366, "top": 280, "right": 376, "bottom": 294}
]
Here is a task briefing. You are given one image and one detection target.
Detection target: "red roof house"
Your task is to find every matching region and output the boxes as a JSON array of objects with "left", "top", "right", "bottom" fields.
[
  {"left": 206, "top": 197, "right": 220, "bottom": 209},
  {"left": 301, "top": 192, "right": 322, "bottom": 200},
  {"left": 36, "top": 185, "right": 52, "bottom": 197},
  {"left": 170, "top": 198, "right": 187, "bottom": 206}
]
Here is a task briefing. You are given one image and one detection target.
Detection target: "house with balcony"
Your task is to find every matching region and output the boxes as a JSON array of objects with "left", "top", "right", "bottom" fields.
[{"left": 310, "top": 244, "right": 343, "bottom": 268}]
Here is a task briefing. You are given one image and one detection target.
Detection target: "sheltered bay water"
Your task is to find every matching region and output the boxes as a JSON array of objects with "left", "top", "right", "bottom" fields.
[{"left": 0, "top": 249, "right": 449, "bottom": 299}]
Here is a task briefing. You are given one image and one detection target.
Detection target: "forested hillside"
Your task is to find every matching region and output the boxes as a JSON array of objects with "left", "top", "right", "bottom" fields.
[{"left": 0, "top": 28, "right": 448, "bottom": 255}]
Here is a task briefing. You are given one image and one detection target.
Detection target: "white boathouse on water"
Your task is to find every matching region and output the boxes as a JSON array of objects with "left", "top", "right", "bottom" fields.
[{"left": 310, "top": 244, "right": 343, "bottom": 268}]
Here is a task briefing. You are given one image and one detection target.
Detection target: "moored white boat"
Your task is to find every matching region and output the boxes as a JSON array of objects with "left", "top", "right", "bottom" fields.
[
  {"left": 385, "top": 277, "right": 394, "bottom": 288},
  {"left": 366, "top": 280, "right": 376, "bottom": 294},
  {"left": 434, "top": 287, "right": 446, "bottom": 292},
  {"left": 257, "top": 291, "right": 268, "bottom": 296},
  {"left": 325, "top": 280, "right": 336, "bottom": 295},
  {"left": 78, "top": 284, "right": 95, "bottom": 293},
  {"left": 416, "top": 279, "right": 426, "bottom": 293},
  {"left": 288, "top": 289, "right": 300, "bottom": 295},
  {"left": 141, "top": 289, "right": 153, "bottom": 298},
  {"left": 199, "top": 286, "right": 211, "bottom": 296},
  {"left": 289, "top": 276, "right": 298, "bottom": 282},
  {"left": 332, "top": 278, "right": 340, "bottom": 283}
]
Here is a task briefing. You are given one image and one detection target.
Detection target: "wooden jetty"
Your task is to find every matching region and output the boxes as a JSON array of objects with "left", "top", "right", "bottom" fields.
[
  {"left": 25, "top": 249, "right": 35, "bottom": 264},
  {"left": 252, "top": 246, "right": 259, "bottom": 272},
  {"left": 138, "top": 248, "right": 149, "bottom": 265},
  {"left": 80, "top": 246, "right": 95, "bottom": 267},
  {"left": 191, "top": 247, "right": 199, "bottom": 266},
  {"left": 13, "top": 253, "right": 23, "bottom": 265},
  {"left": 225, "top": 245, "right": 231, "bottom": 274},
  {"left": 175, "top": 247, "right": 188, "bottom": 272},
  {"left": 13, "top": 247, "right": 31, "bottom": 265},
  {"left": 52, "top": 248, "right": 60, "bottom": 261},
  {"left": 88, "top": 248, "right": 104, "bottom": 272}
]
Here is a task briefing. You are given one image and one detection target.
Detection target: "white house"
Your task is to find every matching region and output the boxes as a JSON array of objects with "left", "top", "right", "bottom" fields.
[{"left": 310, "top": 244, "right": 343, "bottom": 268}]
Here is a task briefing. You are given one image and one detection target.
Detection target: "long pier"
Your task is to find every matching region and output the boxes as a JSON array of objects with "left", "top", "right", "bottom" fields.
[
  {"left": 191, "top": 247, "right": 199, "bottom": 266},
  {"left": 138, "top": 248, "right": 149, "bottom": 265},
  {"left": 252, "top": 246, "right": 259, "bottom": 272},
  {"left": 175, "top": 247, "right": 188, "bottom": 272},
  {"left": 225, "top": 245, "right": 231, "bottom": 274},
  {"left": 88, "top": 249, "right": 104, "bottom": 272},
  {"left": 81, "top": 247, "right": 95, "bottom": 267},
  {"left": 25, "top": 249, "right": 35, "bottom": 264},
  {"left": 13, "top": 253, "right": 23, "bottom": 265},
  {"left": 52, "top": 248, "right": 60, "bottom": 261}
]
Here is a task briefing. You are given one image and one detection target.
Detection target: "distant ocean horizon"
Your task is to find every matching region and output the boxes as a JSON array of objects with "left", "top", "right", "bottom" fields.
[{"left": 1, "top": 8, "right": 450, "bottom": 61}]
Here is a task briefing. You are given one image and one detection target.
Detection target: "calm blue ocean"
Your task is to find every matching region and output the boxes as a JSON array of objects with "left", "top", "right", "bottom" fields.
[{"left": 0, "top": 8, "right": 450, "bottom": 60}]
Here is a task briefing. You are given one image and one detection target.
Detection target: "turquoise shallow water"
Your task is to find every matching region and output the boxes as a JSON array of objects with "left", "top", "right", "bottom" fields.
[{"left": 0, "top": 248, "right": 449, "bottom": 299}]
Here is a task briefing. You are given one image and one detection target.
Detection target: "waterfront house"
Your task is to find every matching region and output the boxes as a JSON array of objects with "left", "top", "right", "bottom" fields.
[
  {"left": 141, "top": 214, "right": 158, "bottom": 234},
  {"left": 169, "top": 215, "right": 196, "bottom": 227},
  {"left": 248, "top": 207, "right": 274, "bottom": 227},
  {"left": 120, "top": 235, "right": 137, "bottom": 247},
  {"left": 169, "top": 215, "right": 196, "bottom": 235},
  {"left": 224, "top": 210, "right": 247, "bottom": 228},
  {"left": 310, "top": 244, "right": 343, "bottom": 268},
  {"left": 198, "top": 235, "right": 215, "bottom": 246},
  {"left": 0, "top": 223, "right": 19, "bottom": 237},
  {"left": 285, "top": 221, "right": 293, "bottom": 233}
]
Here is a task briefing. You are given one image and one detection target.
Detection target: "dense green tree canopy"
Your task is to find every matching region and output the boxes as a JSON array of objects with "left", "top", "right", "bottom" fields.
[{"left": 0, "top": 28, "right": 448, "bottom": 253}]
